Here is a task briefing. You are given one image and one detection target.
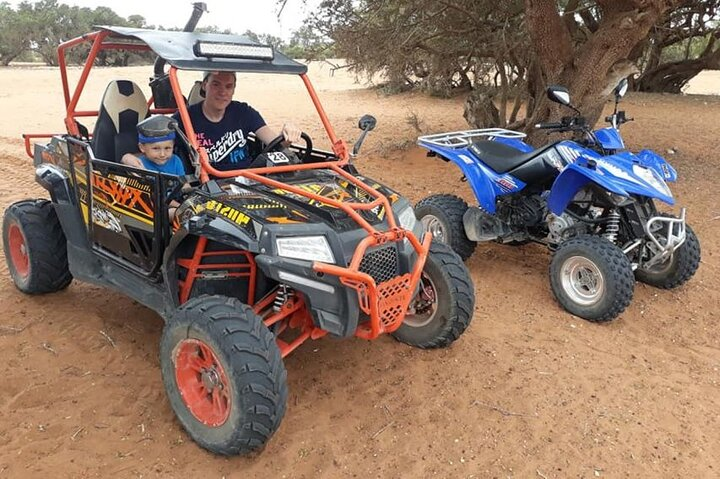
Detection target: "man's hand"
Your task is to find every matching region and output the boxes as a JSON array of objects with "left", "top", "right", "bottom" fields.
[{"left": 281, "top": 123, "right": 302, "bottom": 144}]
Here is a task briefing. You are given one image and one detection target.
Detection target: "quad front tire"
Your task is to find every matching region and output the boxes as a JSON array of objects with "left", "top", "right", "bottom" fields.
[
  {"left": 392, "top": 241, "right": 475, "bottom": 348},
  {"left": 2, "top": 199, "right": 72, "bottom": 294},
  {"left": 635, "top": 220, "right": 700, "bottom": 289},
  {"left": 549, "top": 235, "right": 634, "bottom": 322},
  {"left": 160, "top": 295, "right": 288, "bottom": 455},
  {"left": 415, "top": 194, "right": 476, "bottom": 261}
]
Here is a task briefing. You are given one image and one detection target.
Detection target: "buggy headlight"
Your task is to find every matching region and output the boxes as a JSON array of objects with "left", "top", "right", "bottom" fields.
[
  {"left": 276, "top": 236, "right": 335, "bottom": 264},
  {"left": 397, "top": 205, "right": 418, "bottom": 231},
  {"left": 632, "top": 164, "right": 671, "bottom": 197}
]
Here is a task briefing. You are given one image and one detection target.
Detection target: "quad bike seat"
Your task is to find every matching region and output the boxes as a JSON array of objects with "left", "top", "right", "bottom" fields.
[
  {"left": 469, "top": 140, "right": 554, "bottom": 174},
  {"left": 91, "top": 80, "right": 149, "bottom": 163}
]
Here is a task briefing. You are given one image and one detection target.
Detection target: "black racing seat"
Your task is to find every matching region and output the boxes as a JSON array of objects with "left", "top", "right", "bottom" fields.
[
  {"left": 469, "top": 140, "right": 554, "bottom": 173},
  {"left": 92, "top": 80, "right": 149, "bottom": 162},
  {"left": 187, "top": 80, "right": 204, "bottom": 106}
]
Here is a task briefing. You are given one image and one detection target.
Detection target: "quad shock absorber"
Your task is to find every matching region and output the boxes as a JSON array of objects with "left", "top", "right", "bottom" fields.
[{"left": 604, "top": 210, "right": 621, "bottom": 244}]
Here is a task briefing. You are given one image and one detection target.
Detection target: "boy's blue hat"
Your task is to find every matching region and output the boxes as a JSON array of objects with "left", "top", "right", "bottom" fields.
[{"left": 137, "top": 115, "right": 175, "bottom": 143}]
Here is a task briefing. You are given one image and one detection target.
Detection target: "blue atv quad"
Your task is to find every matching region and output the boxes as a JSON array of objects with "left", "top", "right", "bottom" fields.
[{"left": 415, "top": 80, "right": 700, "bottom": 322}]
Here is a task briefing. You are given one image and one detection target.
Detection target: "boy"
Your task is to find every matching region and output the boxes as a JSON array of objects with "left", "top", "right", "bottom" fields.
[{"left": 121, "top": 115, "right": 186, "bottom": 175}]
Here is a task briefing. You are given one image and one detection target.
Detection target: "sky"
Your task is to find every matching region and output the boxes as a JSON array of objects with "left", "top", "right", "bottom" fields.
[{"left": 23, "top": 0, "right": 321, "bottom": 40}]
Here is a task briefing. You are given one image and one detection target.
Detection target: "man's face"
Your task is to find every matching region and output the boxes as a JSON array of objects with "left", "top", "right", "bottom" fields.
[
  {"left": 139, "top": 140, "right": 174, "bottom": 165},
  {"left": 203, "top": 72, "right": 236, "bottom": 111}
]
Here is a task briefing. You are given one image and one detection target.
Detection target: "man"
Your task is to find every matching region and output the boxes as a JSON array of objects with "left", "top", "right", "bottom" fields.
[{"left": 179, "top": 70, "right": 302, "bottom": 171}]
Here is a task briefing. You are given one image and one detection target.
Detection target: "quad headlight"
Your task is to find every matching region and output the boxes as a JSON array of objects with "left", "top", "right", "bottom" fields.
[
  {"left": 276, "top": 236, "right": 335, "bottom": 263},
  {"left": 632, "top": 164, "right": 672, "bottom": 197}
]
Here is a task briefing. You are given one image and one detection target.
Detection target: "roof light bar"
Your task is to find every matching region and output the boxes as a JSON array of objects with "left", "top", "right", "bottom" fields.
[{"left": 193, "top": 41, "right": 274, "bottom": 60}]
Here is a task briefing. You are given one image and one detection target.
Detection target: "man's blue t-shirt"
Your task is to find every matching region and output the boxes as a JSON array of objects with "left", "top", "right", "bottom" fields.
[
  {"left": 176, "top": 101, "right": 266, "bottom": 170},
  {"left": 139, "top": 154, "right": 186, "bottom": 176}
]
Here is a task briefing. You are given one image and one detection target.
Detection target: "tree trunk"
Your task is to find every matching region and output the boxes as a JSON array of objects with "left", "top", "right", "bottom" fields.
[
  {"left": 637, "top": 45, "right": 720, "bottom": 93},
  {"left": 522, "top": 0, "right": 675, "bottom": 146}
]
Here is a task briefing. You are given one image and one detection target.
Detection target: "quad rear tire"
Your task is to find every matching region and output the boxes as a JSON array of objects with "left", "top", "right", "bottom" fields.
[
  {"left": 2, "top": 199, "right": 72, "bottom": 294},
  {"left": 635, "top": 220, "right": 700, "bottom": 289},
  {"left": 415, "top": 194, "right": 476, "bottom": 261},
  {"left": 392, "top": 241, "right": 475, "bottom": 348},
  {"left": 160, "top": 295, "right": 287, "bottom": 455},
  {"left": 549, "top": 235, "right": 634, "bottom": 323}
]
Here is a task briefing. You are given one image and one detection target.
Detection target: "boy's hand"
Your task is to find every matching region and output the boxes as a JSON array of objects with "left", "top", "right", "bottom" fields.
[{"left": 121, "top": 153, "right": 143, "bottom": 169}]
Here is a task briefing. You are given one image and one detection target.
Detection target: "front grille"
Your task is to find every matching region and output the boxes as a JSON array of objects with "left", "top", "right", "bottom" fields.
[{"left": 359, "top": 244, "right": 399, "bottom": 284}]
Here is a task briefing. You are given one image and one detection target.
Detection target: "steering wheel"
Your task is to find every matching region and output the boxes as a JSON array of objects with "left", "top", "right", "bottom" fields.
[{"left": 260, "top": 132, "right": 313, "bottom": 163}]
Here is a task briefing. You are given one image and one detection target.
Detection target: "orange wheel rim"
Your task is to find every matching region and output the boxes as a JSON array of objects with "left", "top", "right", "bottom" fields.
[
  {"left": 7, "top": 223, "right": 29, "bottom": 278},
  {"left": 174, "top": 338, "right": 231, "bottom": 426}
]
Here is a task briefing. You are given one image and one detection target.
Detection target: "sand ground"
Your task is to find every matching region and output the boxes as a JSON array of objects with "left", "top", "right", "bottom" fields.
[{"left": 0, "top": 63, "right": 719, "bottom": 478}]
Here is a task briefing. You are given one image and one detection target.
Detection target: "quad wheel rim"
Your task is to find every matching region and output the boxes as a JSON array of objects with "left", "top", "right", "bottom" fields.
[
  {"left": 421, "top": 215, "right": 448, "bottom": 244},
  {"left": 174, "top": 339, "right": 231, "bottom": 427},
  {"left": 7, "top": 223, "right": 29, "bottom": 278},
  {"left": 560, "top": 256, "right": 605, "bottom": 306},
  {"left": 404, "top": 272, "right": 438, "bottom": 327}
]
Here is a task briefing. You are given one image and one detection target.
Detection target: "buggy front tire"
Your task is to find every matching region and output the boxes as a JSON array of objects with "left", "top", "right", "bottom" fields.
[
  {"left": 2, "top": 199, "right": 72, "bottom": 294},
  {"left": 635, "top": 220, "right": 700, "bottom": 289},
  {"left": 392, "top": 241, "right": 475, "bottom": 348},
  {"left": 415, "top": 194, "right": 476, "bottom": 261},
  {"left": 549, "top": 235, "right": 634, "bottom": 322},
  {"left": 160, "top": 295, "right": 288, "bottom": 455}
]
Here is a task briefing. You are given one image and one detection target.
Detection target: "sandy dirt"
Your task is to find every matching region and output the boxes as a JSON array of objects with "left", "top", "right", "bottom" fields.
[{"left": 0, "top": 63, "right": 719, "bottom": 478}]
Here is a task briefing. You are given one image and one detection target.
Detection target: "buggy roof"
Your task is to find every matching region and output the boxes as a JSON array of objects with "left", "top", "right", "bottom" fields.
[{"left": 98, "top": 26, "right": 308, "bottom": 75}]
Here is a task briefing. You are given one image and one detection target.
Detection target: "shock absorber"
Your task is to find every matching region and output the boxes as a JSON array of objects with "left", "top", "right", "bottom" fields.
[
  {"left": 273, "top": 284, "right": 294, "bottom": 312},
  {"left": 604, "top": 209, "right": 621, "bottom": 244}
]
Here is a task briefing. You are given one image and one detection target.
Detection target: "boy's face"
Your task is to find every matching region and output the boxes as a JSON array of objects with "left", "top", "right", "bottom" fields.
[{"left": 138, "top": 140, "right": 174, "bottom": 165}]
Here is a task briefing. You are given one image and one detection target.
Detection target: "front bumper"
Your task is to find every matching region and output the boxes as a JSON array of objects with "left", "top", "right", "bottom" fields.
[
  {"left": 256, "top": 228, "right": 431, "bottom": 339},
  {"left": 642, "top": 208, "right": 687, "bottom": 268}
]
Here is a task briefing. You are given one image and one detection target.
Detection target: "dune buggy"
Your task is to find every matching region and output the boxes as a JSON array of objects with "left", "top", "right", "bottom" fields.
[{"left": 2, "top": 8, "right": 475, "bottom": 455}]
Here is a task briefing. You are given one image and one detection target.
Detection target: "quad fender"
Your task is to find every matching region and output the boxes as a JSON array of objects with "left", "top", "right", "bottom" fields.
[
  {"left": 594, "top": 127, "right": 625, "bottom": 151},
  {"left": 635, "top": 149, "right": 677, "bottom": 182},
  {"left": 418, "top": 142, "right": 507, "bottom": 213},
  {"left": 547, "top": 162, "right": 630, "bottom": 215}
]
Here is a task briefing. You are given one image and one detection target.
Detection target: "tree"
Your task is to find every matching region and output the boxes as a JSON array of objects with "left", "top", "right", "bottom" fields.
[
  {"left": 0, "top": 3, "right": 34, "bottom": 65},
  {"left": 522, "top": 0, "right": 678, "bottom": 143},
  {"left": 634, "top": 1, "right": 720, "bottom": 92},
  {"left": 313, "top": 0, "right": 684, "bottom": 145}
]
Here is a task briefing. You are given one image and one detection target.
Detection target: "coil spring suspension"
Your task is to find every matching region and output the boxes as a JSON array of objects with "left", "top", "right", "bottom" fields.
[
  {"left": 604, "top": 210, "right": 621, "bottom": 244},
  {"left": 273, "top": 284, "right": 294, "bottom": 312}
]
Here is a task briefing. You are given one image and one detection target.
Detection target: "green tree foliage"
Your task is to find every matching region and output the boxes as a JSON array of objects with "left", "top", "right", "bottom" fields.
[
  {"left": 0, "top": 2, "right": 34, "bottom": 65},
  {"left": 635, "top": 2, "right": 720, "bottom": 92}
]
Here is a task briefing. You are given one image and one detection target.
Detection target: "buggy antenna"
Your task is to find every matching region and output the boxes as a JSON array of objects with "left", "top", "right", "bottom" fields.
[{"left": 150, "top": 3, "right": 208, "bottom": 108}]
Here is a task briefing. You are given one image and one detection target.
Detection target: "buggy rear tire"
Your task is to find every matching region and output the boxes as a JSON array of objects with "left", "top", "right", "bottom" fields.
[
  {"left": 160, "top": 295, "right": 288, "bottom": 455},
  {"left": 415, "top": 194, "right": 476, "bottom": 261},
  {"left": 635, "top": 220, "right": 700, "bottom": 289},
  {"left": 391, "top": 241, "right": 475, "bottom": 348},
  {"left": 2, "top": 199, "right": 72, "bottom": 294},
  {"left": 549, "top": 235, "right": 634, "bottom": 322}
]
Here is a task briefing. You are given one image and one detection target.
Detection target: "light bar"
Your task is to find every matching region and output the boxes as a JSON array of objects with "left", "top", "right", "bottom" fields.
[{"left": 194, "top": 41, "right": 274, "bottom": 60}]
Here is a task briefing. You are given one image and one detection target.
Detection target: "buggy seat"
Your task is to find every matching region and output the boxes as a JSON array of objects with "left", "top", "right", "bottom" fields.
[{"left": 91, "top": 80, "right": 149, "bottom": 162}]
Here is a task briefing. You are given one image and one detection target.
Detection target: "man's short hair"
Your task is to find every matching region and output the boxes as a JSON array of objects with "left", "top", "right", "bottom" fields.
[{"left": 202, "top": 70, "right": 237, "bottom": 82}]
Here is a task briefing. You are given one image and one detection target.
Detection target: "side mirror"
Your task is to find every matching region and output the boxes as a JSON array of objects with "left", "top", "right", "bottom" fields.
[
  {"left": 352, "top": 114, "right": 377, "bottom": 156},
  {"left": 358, "top": 114, "right": 377, "bottom": 132},
  {"left": 614, "top": 78, "right": 629, "bottom": 99},
  {"left": 547, "top": 86, "right": 571, "bottom": 106}
]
